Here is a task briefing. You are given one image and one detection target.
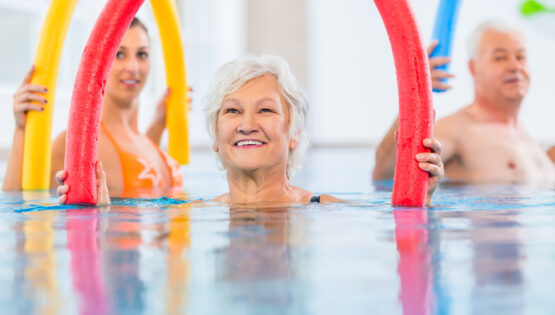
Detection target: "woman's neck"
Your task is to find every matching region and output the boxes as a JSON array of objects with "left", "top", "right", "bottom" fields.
[
  {"left": 225, "top": 167, "right": 299, "bottom": 204},
  {"left": 101, "top": 94, "right": 139, "bottom": 133}
]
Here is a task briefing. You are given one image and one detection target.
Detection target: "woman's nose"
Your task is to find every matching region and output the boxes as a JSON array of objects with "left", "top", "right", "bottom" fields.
[
  {"left": 124, "top": 57, "right": 140, "bottom": 73},
  {"left": 238, "top": 112, "right": 258, "bottom": 134}
]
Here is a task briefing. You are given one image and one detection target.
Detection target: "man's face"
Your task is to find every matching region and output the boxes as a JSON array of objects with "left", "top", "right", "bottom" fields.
[{"left": 472, "top": 29, "right": 529, "bottom": 104}]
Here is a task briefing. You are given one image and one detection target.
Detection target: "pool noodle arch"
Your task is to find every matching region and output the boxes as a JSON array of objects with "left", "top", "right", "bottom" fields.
[
  {"left": 22, "top": 0, "right": 79, "bottom": 190},
  {"left": 374, "top": 0, "right": 434, "bottom": 207},
  {"left": 430, "top": 0, "right": 463, "bottom": 93},
  {"left": 23, "top": 0, "right": 190, "bottom": 193}
]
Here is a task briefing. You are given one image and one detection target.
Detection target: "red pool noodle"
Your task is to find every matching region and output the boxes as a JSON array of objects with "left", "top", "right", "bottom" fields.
[
  {"left": 374, "top": 0, "right": 434, "bottom": 206},
  {"left": 64, "top": 0, "right": 145, "bottom": 204}
]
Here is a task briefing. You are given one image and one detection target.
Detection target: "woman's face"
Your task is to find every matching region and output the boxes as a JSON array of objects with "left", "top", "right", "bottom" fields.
[
  {"left": 215, "top": 74, "right": 298, "bottom": 176},
  {"left": 105, "top": 26, "right": 151, "bottom": 104}
]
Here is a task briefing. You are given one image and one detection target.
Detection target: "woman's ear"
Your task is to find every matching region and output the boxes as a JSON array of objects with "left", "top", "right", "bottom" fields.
[
  {"left": 213, "top": 143, "right": 219, "bottom": 152},
  {"left": 289, "top": 131, "right": 300, "bottom": 150}
]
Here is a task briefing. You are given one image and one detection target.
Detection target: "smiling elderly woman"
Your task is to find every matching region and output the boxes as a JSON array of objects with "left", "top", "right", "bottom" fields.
[
  {"left": 204, "top": 55, "right": 334, "bottom": 204},
  {"left": 57, "top": 54, "right": 444, "bottom": 205}
]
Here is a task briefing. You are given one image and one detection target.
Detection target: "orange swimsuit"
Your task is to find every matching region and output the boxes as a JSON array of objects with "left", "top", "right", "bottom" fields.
[{"left": 101, "top": 122, "right": 183, "bottom": 194}]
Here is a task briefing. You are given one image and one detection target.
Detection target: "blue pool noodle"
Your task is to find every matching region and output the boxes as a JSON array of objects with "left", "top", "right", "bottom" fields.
[{"left": 430, "top": 0, "right": 462, "bottom": 93}]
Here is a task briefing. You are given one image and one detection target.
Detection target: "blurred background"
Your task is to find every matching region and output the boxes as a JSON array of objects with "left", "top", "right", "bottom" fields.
[{"left": 0, "top": 0, "right": 554, "bottom": 156}]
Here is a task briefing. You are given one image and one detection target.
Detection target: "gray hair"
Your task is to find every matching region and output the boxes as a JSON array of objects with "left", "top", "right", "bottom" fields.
[
  {"left": 204, "top": 54, "right": 309, "bottom": 179},
  {"left": 466, "top": 19, "right": 525, "bottom": 59}
]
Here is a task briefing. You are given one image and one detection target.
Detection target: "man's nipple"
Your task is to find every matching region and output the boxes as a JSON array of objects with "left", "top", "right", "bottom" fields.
[{"left": 508, "top": 161, "right": 517, "bottom": 170}]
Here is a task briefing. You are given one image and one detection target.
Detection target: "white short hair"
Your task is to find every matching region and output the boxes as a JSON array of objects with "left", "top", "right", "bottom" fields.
[
  {"left": 466, "top": 19, "right": 525, "bottom": 59},
  {"left": 204, "top": 54, "right": 309, "bottom": 179}
]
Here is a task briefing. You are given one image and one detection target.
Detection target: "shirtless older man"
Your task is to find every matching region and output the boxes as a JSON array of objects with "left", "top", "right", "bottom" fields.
[{"left": 373, "top": 19, "right": 555, "bottom": 186}]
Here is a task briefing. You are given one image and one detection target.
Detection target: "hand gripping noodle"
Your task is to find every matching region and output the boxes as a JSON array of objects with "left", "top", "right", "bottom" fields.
[
  {"left": 64, "top": 0, "right": 145, "bottom": 204},
  {"left": 374, "top": 0, "right": 434, "bottom": 207},
  {"left": 430, "top": 0, "right": 462, "bottom": 93},
  {"left": 150, "top": 0, "right": 190, "bottom": 165},
  {"left": 22, "top": 0, "right": 78, "bottom": 190}
]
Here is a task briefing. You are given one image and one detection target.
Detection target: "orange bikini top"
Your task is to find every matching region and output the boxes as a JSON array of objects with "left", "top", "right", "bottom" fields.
[{"left": 100, "top": 122, "right": 183, "bottom": 194}]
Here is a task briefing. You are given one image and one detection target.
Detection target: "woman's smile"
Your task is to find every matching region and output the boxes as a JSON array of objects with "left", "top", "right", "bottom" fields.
[{"left": 234, "top": 139, "right": 267, "bottom": 149}]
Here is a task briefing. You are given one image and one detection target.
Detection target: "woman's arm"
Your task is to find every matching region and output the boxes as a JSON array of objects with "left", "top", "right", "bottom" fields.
[
  {"left": 146, "top": 88, "right": 170, "bottom": 146},
  {"left": 50, "top": 131, "right": 67, "bottom": 188},
  {"left": 3, "top": 66, "right": 48, "bottom": 191}
]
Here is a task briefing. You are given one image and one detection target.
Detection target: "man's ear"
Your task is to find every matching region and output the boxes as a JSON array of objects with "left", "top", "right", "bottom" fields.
[{"left": 468, "top": 59, "right": 476, "bottom": 77}]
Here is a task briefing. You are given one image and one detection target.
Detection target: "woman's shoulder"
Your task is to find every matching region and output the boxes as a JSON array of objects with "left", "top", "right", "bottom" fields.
[
  {"left": 213, "top": 193, "right": 230, "bottom": 203},
  {"left": 295, "top": 186, "right": 342, "bottom": 204}
]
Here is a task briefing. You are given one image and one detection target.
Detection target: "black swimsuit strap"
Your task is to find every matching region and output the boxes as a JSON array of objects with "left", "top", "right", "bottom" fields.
[{"left": 310, "top": 195, "right": 321, "bottom": 203}]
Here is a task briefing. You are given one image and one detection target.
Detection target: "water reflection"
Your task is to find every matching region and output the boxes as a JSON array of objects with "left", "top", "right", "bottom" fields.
[
  {"left": 216, "top": 205, "right": 306, "bottom": 312},
  {"left": 66, "top": 208, "right": 108, "bottom": 315},
  {"left": 101, "top": 206, "right": 146, "bottom": 313},
  {"left": 165, "top": 205, "right": 192, "bottom": 315},
  {"left": 468, "top": 210, "right": 524, "bottom": 315},
  {"left": 394, "top": 210, "right": 434, "bottom": 315},
  {"left": 23, "top": 210, "right": 60, "bottom": 314}
]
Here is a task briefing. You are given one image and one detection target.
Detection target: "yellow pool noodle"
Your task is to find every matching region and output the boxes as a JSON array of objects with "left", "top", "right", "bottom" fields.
[
  {"left": 150, "top": 0, "right": 190, "bottom": 165},
  {"left": 22, "top": 0, "right": 79, "bottom": 190}
]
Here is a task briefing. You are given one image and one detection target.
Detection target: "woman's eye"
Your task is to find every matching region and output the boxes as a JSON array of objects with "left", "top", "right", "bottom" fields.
[
  {"left": 138, "top": 51, "right": 149, "bottom": 59},
  {"left": 225, "top": 108, "right": 239, "bottom": 114},
  {"left": 116, "top": 51, "right": 125, "bottom": 59},
  {"left": 260, "top": 108, "right": 273, "bottom": 113}
]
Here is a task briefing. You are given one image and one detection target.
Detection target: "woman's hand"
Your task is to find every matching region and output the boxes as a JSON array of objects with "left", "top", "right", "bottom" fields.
[
  {"left": 151, "top": 87, "right": 194, "bottom": 127},
  {"left": 427, "top": 41, "right": 454, "bottom": 92},
  {"left": 416, "top": 138, "right": 444, "bottom": 204},
  {"left": 13, "top": 66, "right": 48, "bottom": 130},
  {"left": 56, "top": 161, "right": 110, "bottom": 205}
]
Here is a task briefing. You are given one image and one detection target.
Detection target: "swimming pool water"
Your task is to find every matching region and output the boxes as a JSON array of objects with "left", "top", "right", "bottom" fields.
[{"left": 0, "top": 148, "right": 554, "bottom": 314}]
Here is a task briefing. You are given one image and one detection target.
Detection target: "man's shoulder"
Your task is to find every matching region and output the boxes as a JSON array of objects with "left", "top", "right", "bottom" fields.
[{"left": 434, "top": 107, "right": 473, "bottom": 135}]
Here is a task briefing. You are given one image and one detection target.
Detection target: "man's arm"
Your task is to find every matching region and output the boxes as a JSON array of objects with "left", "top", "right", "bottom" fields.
[
  {"left": 548, "top": 146, "right": 555, "bottom": 164},
  {"left": 372, "top": 117, "right": 398, "bottom": 180},
  {"left": 432, "top": 117, "right": 457, "bottom": 168}
]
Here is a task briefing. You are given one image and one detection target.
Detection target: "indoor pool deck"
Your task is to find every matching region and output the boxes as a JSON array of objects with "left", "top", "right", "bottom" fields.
[{"left": 0, "top": 148, "right": 554, "bottom": 314}]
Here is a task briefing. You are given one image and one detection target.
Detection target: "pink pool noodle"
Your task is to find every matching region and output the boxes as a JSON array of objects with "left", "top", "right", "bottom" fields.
[
  {"left": 374, "top": 0, "right": 434, "bottom": 206},
  {"left": 64, "top": 0, "right": 145, "bottom": 204}
]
